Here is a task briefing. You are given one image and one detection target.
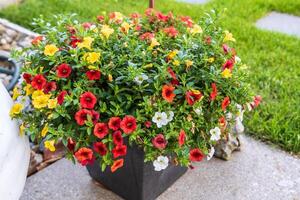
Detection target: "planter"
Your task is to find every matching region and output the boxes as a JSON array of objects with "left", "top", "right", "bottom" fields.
[
  {"left": 0, "top": 50, "right": 20, "bottom": 91},
  {"left": 0, "top": 82, "right": 30, "bottom": 200},
  {"left": 87, "top": 143, "right": 187, "bottom": 200}
]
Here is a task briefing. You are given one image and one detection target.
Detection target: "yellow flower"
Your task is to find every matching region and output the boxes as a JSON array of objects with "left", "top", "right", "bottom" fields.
[
  {"left": 87, "top": 65, "right": 99, "bottom": 70},
  {"left": 150, "top": 38, "right": 160, "bottom": 49},
  {"left": 143, "top": 63, "right": 153, "bottom": 69},
  {"left": 173, "top": 60, "right": 180, "bottom": 66},
  {"left": 120, "top": 22, "right": 132, "bottom": 34},
  {"left": 24, "top": 84, "right": 34, "bottom": 96},
  {"left": 189, "top": 24, "right": 203, "bottom": 35},
  {"left": 167, "top": 50, "right": 178, "bottom": 60},
  {"left": 44, "top": 44, "right": 59, "bottom": 56},
  {"left": 83, "top": 52, "right": 101, "bottom": 64},
  {"left": 223, "top": 30, "right": 236, "bottom": 42},
  {"left": 77, "top": 37, "right": 94, "bottom": 50},
  {"left": 108, "top": 74, "right": 113, "bottom": 82},
  {"left": 19, "top": 124, "right": 25, "bottom": 136},
  {"left": 221, "top": 68, "right": 232, "bottom": 78},
  {"left": 207, "top": 57, "right": 215, "bottom": 63},
  {"left": 12, "top": 87, "right": 20, "bottom": 100},
  {"left": 32, "top": 94, "right": 51, "bottom": 109},
  {"left": 185, "top": 60, "right": 193, "bottom": 69},
  {"left": 10, "top": 103, "right": 24, "bottom": 117},
  {"left": 110, "top": 12, "right": 123, "bottom": 22},
  {"left": 44, "top": 140, "right": 56, "bottom": 152},
  {"left": 41, "top": 124, "right": 48, "bottom": 137},
  {"left": 32, "top": 90, "right": 45, "bottom": 99},
  {"left": 101, "top": 25, "right": 114, "bottom": 39},
  {"left": 48, "top": 98, "right": 58, "bottom": 109}
]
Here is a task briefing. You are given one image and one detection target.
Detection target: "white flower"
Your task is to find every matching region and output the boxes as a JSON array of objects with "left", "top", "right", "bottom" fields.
[
  {"left": 194, "top": 107, "right": 203, "bottom": 115},
  {"left": 166, "top": 111, "right": 174, "bottom": 122},
  {"left": 153, "top": 156, "right": 169, "bottom": 171},
  {"left": 210, "top": 127, "right": 221, "bottom": 141},
  {"left": 134, "top": 73, "right": 148, "bottom": 85},
  {"left": 235, "top": 56, "right": 241, "bottom": 63},
  {"left": 234, "top": 118, "right": 244, "bottom": 134},
  {"left": 152, "top": 112, "right": 168, "bottom": 128},
  {"left": 207, "top": 146, "right": 215, "bottom": 160}
]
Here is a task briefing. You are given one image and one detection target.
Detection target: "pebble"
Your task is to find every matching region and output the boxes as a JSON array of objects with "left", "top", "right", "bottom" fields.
[{"left": 0, "top": 21, "right": 34, "bottom": 88}]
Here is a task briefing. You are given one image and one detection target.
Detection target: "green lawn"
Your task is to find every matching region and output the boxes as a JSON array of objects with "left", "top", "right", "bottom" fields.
[{"left": 1, "top": 0, "right": 299, "bottom": 154}]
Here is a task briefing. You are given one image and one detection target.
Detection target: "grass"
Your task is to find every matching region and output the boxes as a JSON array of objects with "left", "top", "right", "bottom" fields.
[{"left": 0, "top": 0, "right": 299, "bottom": 154}]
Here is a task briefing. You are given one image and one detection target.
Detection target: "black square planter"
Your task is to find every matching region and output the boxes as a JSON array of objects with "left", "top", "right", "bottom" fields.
[{"left": 86, "top": 143, "right": 187, "bottom": 200}]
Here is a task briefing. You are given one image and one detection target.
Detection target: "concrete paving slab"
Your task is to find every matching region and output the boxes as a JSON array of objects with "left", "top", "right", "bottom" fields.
[
  {"left": 0, "top": 0, "right": 21, "bottom": 9},
  {"left": 20, "top": 135, "right": 300, "bottom": 200},
  {"left": 176, "top": 0, "right": 209, "bottom": 4},
  {"left": 256, "top": 12, "right": 300, "bottom": 37}
]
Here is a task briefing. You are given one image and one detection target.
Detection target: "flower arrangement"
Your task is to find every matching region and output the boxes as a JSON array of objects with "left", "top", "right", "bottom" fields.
[{"left": 10, "top": 9, "right": 261, "bottom": 172}]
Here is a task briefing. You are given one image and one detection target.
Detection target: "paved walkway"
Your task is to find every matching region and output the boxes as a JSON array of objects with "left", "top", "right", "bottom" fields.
[
  {"left": 20, "top": 135, "right": 300, "bottom": 200},
  {"left": 256, "top": 12, "right": 300, "bottom": 37},
  {"left": 0, "top": 0, "right": 20, "bottom": 9}
]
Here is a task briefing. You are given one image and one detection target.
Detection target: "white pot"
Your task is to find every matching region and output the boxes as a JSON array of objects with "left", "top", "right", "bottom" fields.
[{"left": 0, "top": 82, "right": 30, "bottom": 200}]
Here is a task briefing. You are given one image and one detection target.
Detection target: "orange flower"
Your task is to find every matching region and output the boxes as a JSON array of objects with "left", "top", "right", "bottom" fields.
[
  {"left": 162, "top": 85, "right": 176, "bottom": 103},
  {"left": 111, "top": 159, "right": 124, "bottom": 172}
]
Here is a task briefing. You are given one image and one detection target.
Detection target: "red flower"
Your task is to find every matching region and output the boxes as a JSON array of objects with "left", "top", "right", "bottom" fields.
[
  {"left": 112, "top": 144, "right": 127, "bottom": 158},
  {"left": 130, "top": 12, "right": 141, "bottom": 19},
  {"left": 189, "top": 148, "right": 204, "bottom": 162},
  {"left": 108, "top": 117, "right": 121, "bottom": 131},
  {"left": 156, "top": 12, "right": 169, "bottom": 22},
  {"left": 254, "top": 95, "right": 262, "bottom": 107},
  {"left": 94, "top": 123, "right": 109, "bottom": 139},
  {"left": 31, "top": 74, "right": 46, "bottom": 90},
  {"left": 56, "top": 63, "right": 72, "bottom": 78},
  {"left": 91, "top": 110, "right": 100, "bottom": 125},
  {"left": 179, "top": 16, "right": 193, "bottom": 27},
  {"left": 31, "top": 36, "right": 43, "bottom": 45},
  {"left": 221, "top": 96, "right": 230, "bottom": 111},
  {"left": 82, "top": 22, "right": 92, "bottom": 29},
  {"left": 204, "top": 36, "right": 212, "bottom": 45},
  {"left": 67, "top": 26, "right": 76, "bottom": 34},
  {"left": 23, "top": 73, "right": 32, "bottom": 84},
  {"left": 120, "top": 115, "right": 137, "bottom": 134},
  {"left": 178, "top": 129, "right": 186, "bottom": 147},
  {"left": 113, "top": 130, "right": 123, "bottom": 145},
  {"left": 57, "top": 90, "right": 68, "bottom": 105},
  {"left": 185, "top": 90, "right": 203, "bottom": 106},
  {"left": 74, "top": 147, "right": 94, "bottom": 166},
  {"left": 219, "top": 116, "right": 226, "bottom": 127},
  {"left": 70, "top": 36, "right": 81, "bottom": 48},
  {"left": 152, "top": 134, "right": 167, "bottom": 150},
  {"left": 43, "top": 81, "right": 57, "bottom": 94},
  {"left": 163, "top": 26, "right": 178, "bottom": 38},
  {"left": 210, "top": 83, "right": 218, "bottom": 101},
  {"left": 111, "top": 159, "right": 124, "bottom": 172},
  {"left": 144, "top": 121, "right": 152, "bottom": 128},
  {"left": 139, "top": 32, "right": 154, "bottom": 40},
  {"left": 162, "top": 85, "right": 176, "bottom": 103},
  {"left": 222, "top": 44, "right": 230, "bottom": 54},
  {"left": 75, "top": 109, "right": 92, "bottom": 126},
  {"left": 222, "top": 59, "right": 234, "bottom": 71},
  {"left": 80, "top": 92, "right": 97, "bottom": 109},
  {"left": 93, "top": 142, "right": 107, "bottom": 156},
  {"left": 86, "top": 70, "right": 101, "bottom": 80},
  {"left": 97, "top": 15, "right": 105, "bottom": 22},
  {"left": 167, "top": 67, "right": 177, "bottom": 80},
  {"left": 67, "top": 138, "right": 76, "bottom": 152}
]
